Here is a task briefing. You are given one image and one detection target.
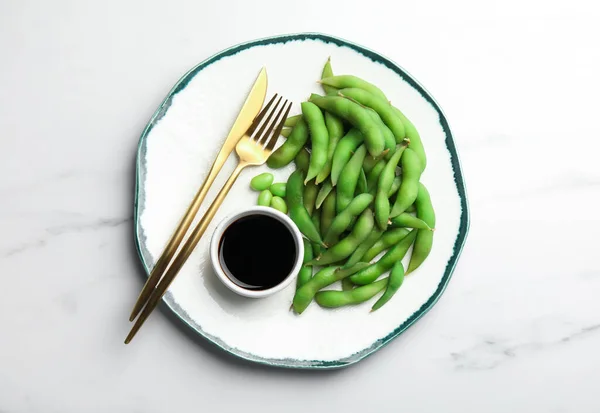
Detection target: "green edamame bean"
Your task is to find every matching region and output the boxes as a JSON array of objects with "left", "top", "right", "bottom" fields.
[
  {"left": 309, "top": 94, "right": 384, "bottom": 157},
  {"left": 375, "top": 145, "right": 406, "bottom": 229},
  {"left": 371, "top": 261, "right": 404, "bottom": 311},
  {"left": 320, "top": 75, "right": 388, "bottom": 101},
  {"left": 366, "top": 159, "right": 386, "bottom": 193},
  {"left": 361, "top": 228, "right": 411, "bottom": 263},
  {"left": 320, "top": 57, "right": 337, "bottom": 95},
  {"left": 341, "top": 277, "right": 355, "bottom": 291},
  {"left": 356, "top": 168, "right": 368, "bottom": 194},
  {"left": 315, "top": 112, "right": 344, "bottom": 184},
  {"left": 315, "top": 179, "right": 333, "bottom": 209},
  {"left": 302, "top": 102, "right": 329, "bottom": 183},
  {"left": 308, "top": 208, "right": 374, "bottom": 266},
  {"left": 337, "top": 145, "right": 367, "bottom": 213},
  {"left": 292, "top": 262, "right": 370, "bottom": 314},
  {"left": 338, "top": 88, "right": 405, "bottom": 142},
  {"left": 349, "top": 230, "right": 416, "bottom": 285},
  {"left": 268, "top": 118, "right": 309, "bottom": 168},
  {"left": 391, "top": 106, "right": 426, "bottom": 170},
  {"left": 250, "top": 172, "right": 274, "bottom": 191},
  {"left": 406, "top": 204, "right": 416, "bottom": 213},
  {"left": 388, "top": 176, "right": 402, "bottom": 198},
  {"left": 344, "top": 228, "right": 384, "bottom": 268},
  {"left": 271, "top": 196, "right": 288, "bottom": 214},
  {"left": 367, "top": 109, "right": 396, "bottom": 159},
  {"left": 286, "top": 170, "right": 324, "bottom": 246},
  {"left": 294, "top": 148, "right": 310, "bottom": 172},
  {"left": 270, "top": 196, "right": 288, "bottom": 213},
  {"left": 296, "top": 238, "right": 313, "bottom": 288},
  {"left": 257, "top": 189, "right": 273, "bottom": 207},
  {"left": 281, "top": 128, "right": 292, "bottom": 138},
  {"left": 270, "top": 182, "right": 286, "bottom": 198},
  {"left": 330, "top": 129, "right": 363, "bottom": 186},
  {"left": 315, "top": 277, "right": 388, "bottom": 308},
  {"left": 407, "top": 183, "right": 436, "bottom": 274},
  {"left": 323, "top": 193, "right": 373, "bottom": 246},
  {"left": 320, "top": 188, "right": 336, "bottom": 237},
  {"left": 390, "top": 148, "right": 422, "bottom": 217},
  {"left": 390, "top": 213, "right": 433, "bottom": 230},
  {"left": 284, "top": 114, "right": 302, "bottom": 128},
  {"left": 303, "top": 179, "right": 319, "bottom": 216}
]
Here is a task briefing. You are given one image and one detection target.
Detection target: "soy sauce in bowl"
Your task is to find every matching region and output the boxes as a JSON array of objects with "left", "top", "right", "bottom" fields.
[{"left": 218, "top": 214, "right": 297, "bottom": 291}]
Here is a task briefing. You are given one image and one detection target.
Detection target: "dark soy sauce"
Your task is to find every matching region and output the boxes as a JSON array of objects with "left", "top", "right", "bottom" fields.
[{"left": 218, "top": 214, "right": 297, "bottom": 290}]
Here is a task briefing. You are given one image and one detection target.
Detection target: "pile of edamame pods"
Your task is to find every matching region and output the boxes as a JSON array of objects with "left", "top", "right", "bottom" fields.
[{"left": 249, "top": 58, "right": 436, "bottom": 313}]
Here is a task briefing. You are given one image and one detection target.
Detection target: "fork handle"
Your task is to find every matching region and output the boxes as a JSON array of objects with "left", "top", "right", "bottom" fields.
[
  {"left": 129, "top": 150, "right": 231, "bottom": 321},
  {"left": 125, "top": 161, "right": 247, "bottom": 344}
]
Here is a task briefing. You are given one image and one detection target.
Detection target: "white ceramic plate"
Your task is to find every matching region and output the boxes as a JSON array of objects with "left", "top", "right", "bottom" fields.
[{"left": 134, "top": 33, "right": 469, "bottom": 369}]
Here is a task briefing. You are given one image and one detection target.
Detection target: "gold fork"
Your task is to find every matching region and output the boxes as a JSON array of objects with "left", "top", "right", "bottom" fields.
[{"left": 125, "top": 95, "right": 292, "bottom": 344}]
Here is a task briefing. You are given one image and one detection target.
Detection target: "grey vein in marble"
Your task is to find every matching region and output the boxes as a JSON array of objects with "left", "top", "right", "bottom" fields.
[
  {"left": 1, "top": 216, "right": 132, "bottom": 258},
  {"left": 450, "top": 323, "right": 600, "bottom": 371}
]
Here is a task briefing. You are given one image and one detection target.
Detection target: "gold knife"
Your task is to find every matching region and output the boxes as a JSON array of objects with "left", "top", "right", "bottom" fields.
[{"left": 129, "top": 68, "right": 268, "bottom": 321}]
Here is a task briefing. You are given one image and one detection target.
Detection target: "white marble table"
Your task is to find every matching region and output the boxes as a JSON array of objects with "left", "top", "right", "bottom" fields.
[{"left": 1, "top": 0, "right": 599, "bottom": 411}]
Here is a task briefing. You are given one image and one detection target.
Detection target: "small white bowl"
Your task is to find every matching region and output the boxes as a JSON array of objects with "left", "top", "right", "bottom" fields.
[{"left": 210, "top": 206, "right": 304, "bottom": 298}]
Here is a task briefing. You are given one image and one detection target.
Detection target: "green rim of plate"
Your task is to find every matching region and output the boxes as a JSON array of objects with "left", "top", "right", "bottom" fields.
[{"left": 133, "top": 32, "right": 470, "bottom": 369}]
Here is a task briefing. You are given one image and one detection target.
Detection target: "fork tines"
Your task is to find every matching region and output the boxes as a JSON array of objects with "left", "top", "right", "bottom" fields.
[{"left": 249, "top": 94, "right": 292, "bottom": 149}]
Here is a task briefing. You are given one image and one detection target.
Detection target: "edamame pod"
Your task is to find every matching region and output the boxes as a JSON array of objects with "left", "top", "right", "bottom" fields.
[
  {"left": 286, "top": 170, "right": 324, "bottom": 246},
  {"left": 310, "top": 209, "right": 323, "bottom": 257},
  {"left": 371, "top": 261, "right": 404, "bottom": 311},
  {"left": 375, "top": 145, "right": 405, "bottom": 229},
  {"left": 356, "top": 168, "right": 368, "bottom": 195},
  {"left": 284, "top": 114, "right": 302, "bottom": 128},
  {"left": 309, "top": 94, "right": 385, "bottom": 157},
  {"left": 366, "top": 159, "right": 386, "bottom": 194},
  {"left": 296, "top": 238, "right": 313, "bottom": 288},
  {"left": 320, "top": 189, "right": 336, "bottom": 237},
  {"left": 292, "top": 262, "right": 369, "bottom": 314},
  {"left": 337, "top": 144, "right": 367, "bottom": 213},
  {"left": 302, "top": 102, "right": 329, "bottom": 183},
  {"left": 344, "top": 228, "right": 384, "bottom": 268},
  {"left": 350, "top": 230, "right": 416, "bottom": 285},
  {"left": 323, "top": 193, "right": 374, "bottom": 246},
  {"left": 407, "top": 183, "right": 436, "bottom": 274},
  {"left": 303, "top": 179, "right": 319, "bottom": 216},
  {"left": 320, "top": 75, "right": 388, "bottom": 101},
  {"left": 315, "top": 278, "right": 388, "bottom": 308},
  {"left": 367, "top": 109, "right": 396, "bottom": 159},
  {"left": 315, "top": 179, "right": 333, "bottom": 209},
  {"left": 390, "top": 148, "right": 422, "bottom": 217},
  {"left": 391, "top": 106, "right": 426, "bottom": 170},
  {"left": 268, "top": 118, "right": 309, "bottom": 168},
  {"left": 387, "top": 176, "right": 402, "bottom": 198},
  {"left": 294, "top": 148, "right": 310, "bottom": 172},
  {"left": 390, "top": 213, "right": 433, "bottom": 230},
  {"left": 308, "top": 208, "right": 374, "bottom": 266},
  {"left": 330, "top": 129, "right": 364, "bottom": 186},
  {"left": 338, "top": 88, "right": 406, "bottom": 142},
  {"left": 320, "top": 57, "right": 337, "bottom": 95},
  {"left": 316, "top": 112, "right": 344, "bottom": 184},
  {"left": 361, "top": 228, "right": 410, "bottom": 263}
]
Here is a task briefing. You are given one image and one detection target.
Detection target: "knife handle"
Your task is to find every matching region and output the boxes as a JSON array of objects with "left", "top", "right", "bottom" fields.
[
  {"left": 125, "top": 162, "right": 246, "bottom": 343},
  {"left": 129, "top": 149, "right": 230, "bottom": 321}
]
